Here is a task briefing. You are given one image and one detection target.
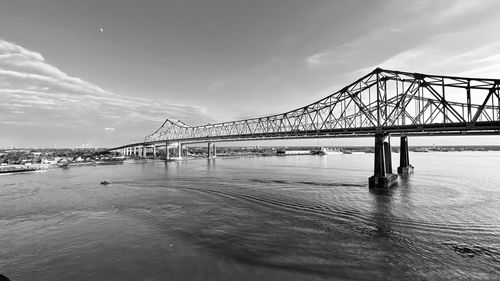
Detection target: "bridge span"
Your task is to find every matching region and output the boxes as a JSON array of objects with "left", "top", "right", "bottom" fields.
[{"left": 109, "top": 68, "right": 500, "bottom": 188}]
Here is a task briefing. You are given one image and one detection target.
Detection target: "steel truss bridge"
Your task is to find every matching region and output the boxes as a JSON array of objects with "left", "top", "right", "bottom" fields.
[{"left": 111, "top": 68, "right": 500, "bottom": 187}]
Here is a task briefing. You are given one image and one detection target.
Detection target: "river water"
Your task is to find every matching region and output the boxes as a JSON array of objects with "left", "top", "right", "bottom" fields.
[{"left": 1, "top": 152, "right": 499, "bottom": 280}]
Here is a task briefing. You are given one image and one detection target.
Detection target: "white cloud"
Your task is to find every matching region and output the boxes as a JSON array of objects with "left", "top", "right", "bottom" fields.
[
  {"left": 305, "top": 0, "right": 500, "bottom": 74},
  {"left": 305, "top": 47, "right": 359, "bottom": 68},
  {"left": 304, "top": 27, "right": 397, "bottom": 68},
  {"left": 431, "top": 0, "right": 485, "bottom": 25},
  {"left": 361, "top": 33, "right": 500, "bottom": 79},
  {"left": 0, "top": 39, "right": 217, "bottom": 145},
  {"left": 0, "top": 41, "right": 109, "bottom": 96},
  {"left": 304, "top": 0, "right": 500, "bottom": 111},
  {"left": 305, "top": 51, "right": 330, "bottom": 66},
  {"left": 0, "top": 40, "right": 44, "bottom": 61}
]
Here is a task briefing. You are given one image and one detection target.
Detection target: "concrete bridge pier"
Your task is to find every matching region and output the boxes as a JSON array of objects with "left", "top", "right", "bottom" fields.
[
  {"left": 165, "top": 142, "right": 170, "bottom": 160},
  {"left": 142, "top": 145, "right": 147, "bottom": 158},
  {"left": 369, "top": 133, "right": 398, "bottom": 188},
  {"left": 384, "top": 135, "right": 393, "bottom": 174},
  {"left": 397, "top": 135, "right": 414, "bottom": 174},
  {"left": 152, "top": 145, "right": 156, "bottom": 158},
  {"left": 207, "top": 142, "right": 216, "bottom": 158},
  {"left": 177, "top": 142, "right": 182, "bottom": 159}
]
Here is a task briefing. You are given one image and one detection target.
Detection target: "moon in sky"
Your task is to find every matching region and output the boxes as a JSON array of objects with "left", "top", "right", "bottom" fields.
[{"left": 100, "top": 28, "right": 104, "bottom": 32}]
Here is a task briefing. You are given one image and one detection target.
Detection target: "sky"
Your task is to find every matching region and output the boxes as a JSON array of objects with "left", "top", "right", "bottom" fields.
[{"left": 1, "top": 0, "right": 500, "bottom": 148}]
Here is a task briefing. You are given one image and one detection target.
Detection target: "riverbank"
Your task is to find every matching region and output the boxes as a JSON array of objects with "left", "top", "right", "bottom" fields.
[{"left": 0, "top": 164, "right": 58, "bottom": 174}]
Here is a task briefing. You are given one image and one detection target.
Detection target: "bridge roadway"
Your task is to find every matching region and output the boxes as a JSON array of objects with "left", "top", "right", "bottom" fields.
[{"left": 109, "top": 68, "right": 500, "bottom": 188}]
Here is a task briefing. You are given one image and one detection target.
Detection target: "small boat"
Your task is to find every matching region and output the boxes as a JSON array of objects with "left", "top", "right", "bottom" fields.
[
  {"left": 57, "top": 161, "right": 69, "bottom": 168},
  {"left": 100, "top": 180, "right": 111, "bottom": 185}
]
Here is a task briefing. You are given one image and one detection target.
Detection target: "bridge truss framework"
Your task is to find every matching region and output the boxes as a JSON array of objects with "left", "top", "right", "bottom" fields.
[
  {"left": 112, "top": 68, "right": 500, "bottom": 188},
  {"left": 142, "top": 68, "right": 500, "bottom": 144}
]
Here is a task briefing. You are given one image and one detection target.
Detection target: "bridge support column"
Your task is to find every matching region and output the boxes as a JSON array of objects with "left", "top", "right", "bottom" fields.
[
  {"left": 177, "top": 142, "right": 182, "bottom": 159},
  {"left": 165, "top": 142, "right": 170, "bottom": 160},
  {"left": 153, "top": 145, "right": 156, "bottom": 158},
  {"left": 207, "top": 142, "right": 216, "bottom": 158},
  {"left": 142, "top": 145, "right": 147, "bottom": 158},
  {"left": 369, "top": 133, "right": 398, "bottom": 188},
  {"left": 384, "top": 135, "right": 392, "bottom": 174},
  {"left": 397, "top": 135, "right": 414, "bottom": 174}
]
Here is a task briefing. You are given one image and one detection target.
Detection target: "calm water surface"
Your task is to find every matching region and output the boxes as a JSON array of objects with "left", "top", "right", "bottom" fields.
[{"left": 1, "top": 152, "right": 499, "bottom": 280}]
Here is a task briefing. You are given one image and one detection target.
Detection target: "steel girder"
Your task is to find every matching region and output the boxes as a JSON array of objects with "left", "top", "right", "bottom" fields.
[{"left": 143, "top": 68, "right": 500, "bottom": 144}]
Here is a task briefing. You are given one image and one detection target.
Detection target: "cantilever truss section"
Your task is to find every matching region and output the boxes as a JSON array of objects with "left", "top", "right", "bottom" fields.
[{"left": 144, "top": 68, "right": 500, "bottom": 144}]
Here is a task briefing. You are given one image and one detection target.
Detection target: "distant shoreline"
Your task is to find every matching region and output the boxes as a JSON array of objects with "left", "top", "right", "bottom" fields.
[{"left": 0, "top": 164, "right": 57, "bottom": 174}]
